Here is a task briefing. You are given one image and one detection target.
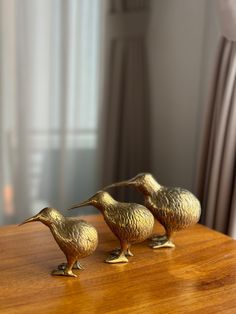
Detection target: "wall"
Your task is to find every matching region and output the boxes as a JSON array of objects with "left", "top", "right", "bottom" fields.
[{"left": 148, "top": 0, "right": 220, "bottom": 191}]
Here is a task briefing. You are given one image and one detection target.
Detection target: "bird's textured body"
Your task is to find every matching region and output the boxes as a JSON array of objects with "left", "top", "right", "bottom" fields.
[
  {"left": 145, "top": 187, "right": 201, "bottom": 234},
  {"left": 104, "top": 173, "right": 201, "bottom": 248},
  {"left": 20, "top": 208, "right": 98, "bottom": 277},
  {"left": 50, "top": 218, "right": 98, "bottom": 260},
  {"left": 68, "top": 191, "right": 154, "bottom": 263},
  {"left": 103, "top": 203, "right": 154, "bottom": 244}
]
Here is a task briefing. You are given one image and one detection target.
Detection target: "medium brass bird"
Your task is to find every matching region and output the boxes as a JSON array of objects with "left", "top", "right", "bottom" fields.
[
  {"left": 20, "top": 207, "right": 98, "bottom": 277},
  {"left": 68, "top": 191, "right": 154, "bottom": 263},
  {"left": 104, "top": 173, "right": 201, "bottom": 248}
]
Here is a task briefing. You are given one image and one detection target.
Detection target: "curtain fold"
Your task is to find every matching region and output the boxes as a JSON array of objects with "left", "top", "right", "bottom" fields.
[
  {"left": 228, "top": 172, "right": 236, "bottom": 235},
  {"left": 197, "top": 36, "right": 236, "bottom": 236},
  {"left": 100, "top": 0, "right": 150, "bottom": 200}
]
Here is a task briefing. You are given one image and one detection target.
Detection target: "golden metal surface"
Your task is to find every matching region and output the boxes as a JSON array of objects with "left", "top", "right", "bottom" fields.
[
  {"left": 104, "top": 173, "right": 201, "bottom": 248},
  {"left": 20, "top": 207, "right": 98, "bottom": 277},
  {"left": 68, "top": 191, "right": 154, "bottom": 263}
]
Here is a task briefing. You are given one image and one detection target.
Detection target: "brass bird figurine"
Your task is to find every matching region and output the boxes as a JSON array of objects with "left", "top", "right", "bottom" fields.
[
  {"left": 20, "top": 207, "right": 98, "bottom": 277},
  {"left": 104, "top": 173, "right": 201, "bottom": 248},
  {"left": 68, "top": 191, "right": 154, "bottom": 263}
]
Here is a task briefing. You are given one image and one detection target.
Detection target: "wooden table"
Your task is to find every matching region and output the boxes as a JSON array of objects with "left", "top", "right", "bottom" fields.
[{"left": 1, "top": 215, "right": 236, "bottom": 314}]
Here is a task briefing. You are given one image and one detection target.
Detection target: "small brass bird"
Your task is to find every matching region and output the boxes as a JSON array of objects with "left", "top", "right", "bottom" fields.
[
  {"left": 20, "top": 207, "right": 98, "bottom": 277},
  {"left": 68, "top": 191, "right": 154, "bottom": 263},
  {"left": 104, "top": 173, "right": 201, "bottom": 248}
]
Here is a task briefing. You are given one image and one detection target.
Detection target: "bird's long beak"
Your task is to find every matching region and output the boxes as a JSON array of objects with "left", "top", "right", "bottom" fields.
[
  {"left": 19, "top": 214, "right": 39, "bottom": 226},
  {"left": 67, "top": 199, "right": 93, "bottom": 210},
  {"left": 103, "top": 179, "right": 137, "bottom": 190}
]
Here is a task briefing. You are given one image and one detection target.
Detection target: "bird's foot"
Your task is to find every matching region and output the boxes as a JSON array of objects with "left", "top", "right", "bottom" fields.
[
  {"left": 109, "top": 247, "right": 121, "bottom": 256},
  {"left": 74, "top": 261, "right": 84, "bottom": 270},
  {"left": 110, "top": 248, "right": 133, "bottom": 257},
  {"left": 105, "top": 253, "right": 129, "bottom": 264},
  {"left": 126, "top": 248, "right": 134, "bottom": 257},
  {"left": 51, "top": 269, "right": 77, "bottom": 277},
  {"left": 149, "top": 239, "right": 175, "bottom": 249},
  {"left": 150, "top": 234, "right": 168, "bottom": 242},
  {"left": 57, "top": 263, "right": 67, "bottom": 270},
  {"left": 57, "top": 261, "right": 84, "bottom": 270}
]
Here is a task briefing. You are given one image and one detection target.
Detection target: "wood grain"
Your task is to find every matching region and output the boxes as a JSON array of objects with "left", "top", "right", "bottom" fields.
[{"left": 0, "top": 214, "right": 236, "bottom": 314}]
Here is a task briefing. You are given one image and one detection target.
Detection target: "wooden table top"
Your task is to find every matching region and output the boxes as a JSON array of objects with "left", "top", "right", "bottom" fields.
[{"left": 1, "top": 214, "right": 236, "bottom": 314}]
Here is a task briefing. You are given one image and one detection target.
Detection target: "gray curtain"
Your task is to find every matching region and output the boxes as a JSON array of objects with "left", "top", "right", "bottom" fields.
[
  {"left": 100, "top": 0, "right": 150, "bottom": 200},
  {"left": 197, "top": 1, "right": 236, "bottom": 237}
]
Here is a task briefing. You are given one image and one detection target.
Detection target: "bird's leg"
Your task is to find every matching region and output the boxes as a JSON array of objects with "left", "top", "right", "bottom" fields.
[
  {"left": 150, "top": 234, "right": 168, "bottom": 241},
  {"left": 109, "top": 244, "right": 133, "bottom": 257},
  {"left": 150, "top": 231, "right": 175, "bottom": 249},
  {"left": 126, "top": 244, "right": 133, "bottom": 257},
  {"left": 57, "top": 261, "right": 84, "bottom": 270},
  {"left": 74, "top": 261, "right": 84, "bottom": 270},
  {"left": 52, "top": 256, "right": 77, "bottom": 277},
  {"left": 105, "top": 241, "right": 129, "bottom": 263}
]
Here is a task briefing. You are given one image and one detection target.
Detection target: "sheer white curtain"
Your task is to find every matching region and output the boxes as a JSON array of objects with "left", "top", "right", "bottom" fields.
[{"left": 0, "top": 0, "right": 104, "bottom": 224}]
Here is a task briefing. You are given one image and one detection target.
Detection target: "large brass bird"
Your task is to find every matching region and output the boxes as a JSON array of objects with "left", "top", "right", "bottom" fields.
[
  {"left": 68, "top": 191, "right": 154, "bottom": 263},
  {"left": 20, "top": 207, "right": 98, "bottom": 277},
  {"left": 104, "top": 173, "right": 201, "bottom": 248}
]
